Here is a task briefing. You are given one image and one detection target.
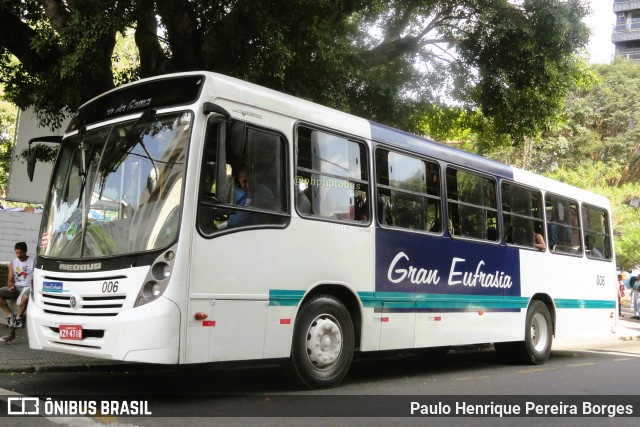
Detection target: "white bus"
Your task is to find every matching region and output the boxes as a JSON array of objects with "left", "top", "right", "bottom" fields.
[{"left": 27, "top": 72, "right": 616, "bottom": 389}]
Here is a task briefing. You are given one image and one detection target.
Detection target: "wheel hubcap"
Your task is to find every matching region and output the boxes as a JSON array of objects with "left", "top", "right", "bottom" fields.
[
  {"left": 530, "top": 313, "right": 549, "bottom": 352},
  {"left": 306, "top": 314, "right": 343, "bottom": 369}
]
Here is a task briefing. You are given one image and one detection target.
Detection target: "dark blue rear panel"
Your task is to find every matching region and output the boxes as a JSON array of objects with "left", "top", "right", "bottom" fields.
[{"left": 369, "top": 122, "right": 522, "bottom": 312}]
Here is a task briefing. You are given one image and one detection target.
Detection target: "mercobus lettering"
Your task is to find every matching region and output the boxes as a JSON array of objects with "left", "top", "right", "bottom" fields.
[{"left": 59, "top": 263, "right": 102, "bottom": 271}]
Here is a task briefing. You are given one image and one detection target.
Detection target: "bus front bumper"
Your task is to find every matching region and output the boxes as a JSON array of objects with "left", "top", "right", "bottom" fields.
[{"left": 27, "top": 296, "right": 181, "bottom": 364}]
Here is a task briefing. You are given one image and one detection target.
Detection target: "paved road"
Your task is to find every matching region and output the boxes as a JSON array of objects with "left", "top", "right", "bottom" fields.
[{"left": 1, "top": 341, "right": 639, "bottom": 426}]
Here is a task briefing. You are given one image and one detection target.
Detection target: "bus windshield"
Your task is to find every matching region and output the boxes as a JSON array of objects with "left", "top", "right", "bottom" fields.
[{"left": 39, "top": 111, "right": 191, "bottom": 258}]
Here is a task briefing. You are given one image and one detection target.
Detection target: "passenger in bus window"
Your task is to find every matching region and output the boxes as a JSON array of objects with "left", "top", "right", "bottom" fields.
[
  {"left": 355, "top": 192, "right": 368, "bottom": 222},
  {"left": 487, "top": 226, "right": 498, "bottom": 241},
  {"left": 585, "top": 235, "right": 602, "bottom": 258},
  {"left": 546, "top": 210, "right": 557, "bottom": 250},
  {"left": 296, "top": 187, "right": 312, "bottom": 214},
  {"left": 534, "top": 223, "right": 546, "bottom": 251}
]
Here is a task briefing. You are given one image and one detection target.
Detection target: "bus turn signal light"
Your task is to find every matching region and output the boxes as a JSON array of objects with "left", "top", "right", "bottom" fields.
[{"left": 194, "top": 312, "right": 208, "bottom": 320}]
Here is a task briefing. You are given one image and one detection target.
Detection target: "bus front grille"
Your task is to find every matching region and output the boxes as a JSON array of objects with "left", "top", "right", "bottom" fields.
[{"left": 41, "top": 293, "right": 126, "bottom": 316}]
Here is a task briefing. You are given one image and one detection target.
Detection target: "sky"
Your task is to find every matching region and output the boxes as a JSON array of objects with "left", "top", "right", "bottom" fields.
[{"left": 585, "top": 0, "right": 616, "bottom": 64}]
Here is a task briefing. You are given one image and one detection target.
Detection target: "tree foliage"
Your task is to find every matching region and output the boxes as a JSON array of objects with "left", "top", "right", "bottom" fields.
[
  {"left": 555, "top": 59, "right": 640, "bottom": 186},
  {"left": 0, "top": 0, "right": 590, "bottom": 141},
  {"left": 0, "top": 85, "right": 17, "bottom": 195},
  {"left": 480, "top": 59, "right": 640, "bottom": 270},
  {"left": 545, "top": 163, "right": 640, "bottom": 270}
]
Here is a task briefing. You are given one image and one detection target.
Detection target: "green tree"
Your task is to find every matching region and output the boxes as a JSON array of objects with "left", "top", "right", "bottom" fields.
[
  {"left": 546, "top": 163, "right": 640, "bottom": 270},
  {"left": 557, "top": 58, "right": 640, "bottom": 185},
  {"left": 0, "top": 0, "right": 590, "bottom": 140},
  {"left": 482, "top": 60, "right": 640, "bottom": 270},
  {"left": 0, "top": 85, "right": 18, "bottom": 196},
  {"left": 492, "top": 59, "right": 640, "bottom": 182}
]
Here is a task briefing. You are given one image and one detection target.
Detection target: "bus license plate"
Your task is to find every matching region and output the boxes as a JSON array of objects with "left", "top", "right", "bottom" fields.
[{"left": 59, "top": 325, "right": 83, "bottom": 340}]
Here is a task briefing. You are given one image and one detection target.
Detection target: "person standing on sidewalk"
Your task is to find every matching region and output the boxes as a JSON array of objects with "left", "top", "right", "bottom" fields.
[
  {"left": 618, "top": 274, "right": 625, "bottom": 317},
  {"left": 0, "top": 242, "right": 34, "bottom": 328},
  {"left": 630, "top": 275, "right": 638, "bottom": 318},
  {"left": 633, "top": 274, "right": 640, "bottom": 318}
]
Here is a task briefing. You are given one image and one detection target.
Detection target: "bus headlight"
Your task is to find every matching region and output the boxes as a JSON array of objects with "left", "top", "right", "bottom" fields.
[
  {"left": 134, "top": 247, "right": 175, "bottom": 307},
  {"left": 136, "top": 280, "right": 169, "bottom": 306},
  {"left": 143, "top": 281, "right": 162, "bottom": 299},
  {"left": 152, "top": 262, "right": 171, "bottom": 280}
]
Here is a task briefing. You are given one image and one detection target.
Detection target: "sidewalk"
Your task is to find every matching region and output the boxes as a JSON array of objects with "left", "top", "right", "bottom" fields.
[
  {"left": 0, "top": 326, "right": 132, "bottom": 373},
  {"left": 552, "top": 316, "right": 640, "bottom": 350},
  {"left": 0, "top": 318, "right": 638, "bottom": 374}
]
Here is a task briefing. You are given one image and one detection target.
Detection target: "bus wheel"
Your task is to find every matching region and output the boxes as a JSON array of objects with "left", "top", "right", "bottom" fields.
[
  {"left": 287, "top": 294, "right": 354, "bottom": 389},
  {"left": 524, "top": 300, "right": 553, "bottom": 364},
  {"left": 496, "top": 300, "right": 553, "bottom": 365}
]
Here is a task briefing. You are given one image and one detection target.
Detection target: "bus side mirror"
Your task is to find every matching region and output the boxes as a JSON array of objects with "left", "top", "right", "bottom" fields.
[
  {"left": 27, "top": 147, "right": 37, "bottom": 182},
  {"left": 26, "top": 136, "right": 63, "bottom": 182}
]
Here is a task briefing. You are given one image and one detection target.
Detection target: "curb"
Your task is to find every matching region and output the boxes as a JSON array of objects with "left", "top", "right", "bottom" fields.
[{"left": 0, "top": 362, "right": 135, "bottom": 374}]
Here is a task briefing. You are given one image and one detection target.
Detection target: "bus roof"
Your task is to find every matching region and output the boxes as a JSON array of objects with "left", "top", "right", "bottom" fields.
[
  {"left": 369, "top": 121, "right": 610, "bottom": 208},
  {"left": 80, "top": 71, "right": 610, "bottom": 208},
  {"left": 370, "top": 121, "right": 514, "bottom": 178}
]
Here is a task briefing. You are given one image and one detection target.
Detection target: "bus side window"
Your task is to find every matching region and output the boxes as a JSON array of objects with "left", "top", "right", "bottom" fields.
[
  {"left": 197, "top": 119, "right": 289, "bottom": 235},
  {"left": 581, "top": 204, "right": 612, "bottom": 260},
  {"left": 296, "top": 126, "right": 369, "bottom": 223},
  {"left": 374, "top": 148, "right": 442, "bottom": 233},
  {"left": 501, "top": 182, "right": 545, "bottom": 250},
  {"left": 545, "top": 195, "right": 582, "bottom": 255},
  {"left": 446, "top": 167, "right": 498, "bottom": 241}
]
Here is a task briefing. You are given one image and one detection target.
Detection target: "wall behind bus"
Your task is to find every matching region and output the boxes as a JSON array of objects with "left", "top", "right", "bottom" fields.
[{"left": 7, "top": 108, "right": 69, "bottom": 204}]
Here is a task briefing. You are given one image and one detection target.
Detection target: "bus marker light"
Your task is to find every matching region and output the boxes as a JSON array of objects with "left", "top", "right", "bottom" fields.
[
  {"left": 478, "top": 310, "right": 484, "bottom": 316},
  {"left": 194, "top": 312, "right": 208, "bottom": 320},
  {"left": 380, "top": 317, "right": 389, "bottom": 323},
  {"left": 279, "top": 319, "right": 291, "bottom": 325},
  {"left": 203, "top": 320, "right": 216, "bottom": 327}
]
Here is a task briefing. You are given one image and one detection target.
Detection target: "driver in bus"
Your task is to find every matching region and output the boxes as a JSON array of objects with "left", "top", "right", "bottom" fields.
[
  {"left": 227, "top": 168, "right": 252, "bottom": 227},
  {"left": 226, "top": 165, "right": 277, "bottom": 228}
]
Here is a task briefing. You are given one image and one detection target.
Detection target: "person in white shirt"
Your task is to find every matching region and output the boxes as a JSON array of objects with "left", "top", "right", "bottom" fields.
[{"left": 0, "top": 242, "right": 34, "bottom": 328}]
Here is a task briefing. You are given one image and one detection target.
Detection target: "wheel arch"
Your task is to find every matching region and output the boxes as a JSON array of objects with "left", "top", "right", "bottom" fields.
[
  {"left": 529, "top": 293, "right": 556, "bottom": 336},
  {"left": 298, "top": 283, "right": 363, "bottom": 350}
]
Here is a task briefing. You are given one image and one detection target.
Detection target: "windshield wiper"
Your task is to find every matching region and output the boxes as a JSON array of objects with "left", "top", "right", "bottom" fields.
[
  {"left": 126, "top": 109, "right": 159, "bottom": 192},
  {"left": 76, "top": 127, "right": 88, "bottom": 208}
]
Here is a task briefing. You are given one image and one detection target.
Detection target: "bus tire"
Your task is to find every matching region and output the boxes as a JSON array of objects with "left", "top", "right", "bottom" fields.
[
  {"left": 496, "top": 300, "right": 553, "bottom": 365},
  {"left": 287, "top": 294, "right": 354, "bottom": 389}
]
